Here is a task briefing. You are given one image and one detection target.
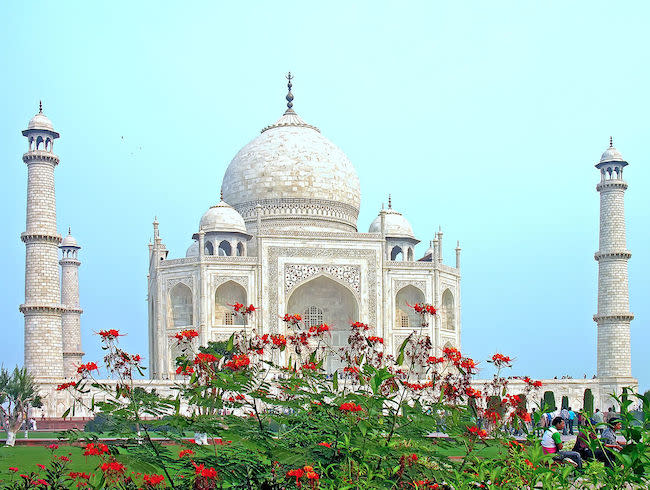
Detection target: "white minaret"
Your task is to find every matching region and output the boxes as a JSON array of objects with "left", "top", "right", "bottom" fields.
[
  {"left": 60, "top": 228, "right": 84, "bottom": 377},
  {"left": 19, "top": 103, "right": 65, "bottom": 379},
  {"left": 594, "top": 138, "right": 637, "bottom": 404}
]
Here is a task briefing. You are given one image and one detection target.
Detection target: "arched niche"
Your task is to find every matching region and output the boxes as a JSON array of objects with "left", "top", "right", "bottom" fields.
[
  {"left": 441, "top": 289, "right": 455, "bottom": 331},
  {"left": 390, "top": 246, "right": 403, "bottom": 261},
  {"left": 170, "top": 283, "right": 193, "bottom": 327},
  {"left": 407, "top": 248, "right": 414, "bottom": 261},
  {"left": 218, "top": 240, "right": 232, "bottom": 256},
  {"left": 287, "top": 275, "right": 359, "bottom": 373},
  {"left": 395, "top": 285, "right": 425, "bottom": 328},
  {"left": 236, "top": 242, "right": 245, "bottom": 256},
  {"left": 215, "top": 281, "right": 246, "bottom": 326},
  {"left": 205, "top": 241, "right": 214, "bottom": 255}
]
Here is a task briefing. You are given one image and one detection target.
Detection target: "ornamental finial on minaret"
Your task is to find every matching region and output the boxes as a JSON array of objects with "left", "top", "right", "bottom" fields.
[
  {"left": 610, "top": 136, "right": 613, "bottom": 148},
  {"left": 39, "top": 100, "right": 43, "bottom": 114},
  {"left": 285, "top": 72, "right": 295, "bottom": 113},
  {"left": 388, "top": 194, "right": 392, "bottom": 209}
]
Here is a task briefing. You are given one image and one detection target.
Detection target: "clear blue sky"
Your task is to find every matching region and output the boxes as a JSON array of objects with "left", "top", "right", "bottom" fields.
[{"left": 1, "top": 2, "right": 648, "bottom": 392}]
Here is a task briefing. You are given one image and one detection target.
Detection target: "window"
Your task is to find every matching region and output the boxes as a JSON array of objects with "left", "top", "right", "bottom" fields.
[
  {"left": 224, "top": 312, "right": 235, "bottom": 325},
  {"left": 398, "top": 310, "right": 409, "bottom": 328},
  {"left": 304, "top": 306, "right": 323, "bottom": 329},
  {"left": 170, "top": 283, "right": 193, "bottom": 327}
]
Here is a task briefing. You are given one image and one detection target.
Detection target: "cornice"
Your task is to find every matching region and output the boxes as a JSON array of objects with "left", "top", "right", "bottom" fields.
[
  {"left": 22, "top": 152, "right": 59, "bottom": 165},
  {"left": 21, "top": 233, "right": 62, "bottom": 244},
  {"left": 594, "top": 251, "right": 631, "bottom": 261}
]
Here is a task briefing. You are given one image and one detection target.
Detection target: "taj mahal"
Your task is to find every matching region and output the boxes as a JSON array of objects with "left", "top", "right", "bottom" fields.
[{"left": 16, "top": 76, "right": 637, "bottom": 417}]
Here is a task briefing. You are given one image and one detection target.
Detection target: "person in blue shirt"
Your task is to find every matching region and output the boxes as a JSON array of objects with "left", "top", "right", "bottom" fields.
[{"left": 568, "top": 407, "right": 576, "bottom": 435}]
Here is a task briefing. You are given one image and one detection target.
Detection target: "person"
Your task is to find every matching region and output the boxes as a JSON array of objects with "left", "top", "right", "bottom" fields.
[
  {"left": 541, "top": 417, "right": 583, "bottom": 469},
  {"left": 572, "top": 427, "right": 612, "bottom": 468},
  {"left": 600, "top": 417, "right": 624, "bottom": 467},
  {"left": 593, "top": 408, "right": 604, "bottom": 433},
  {"left": 530, "top": 407, "right": 537, "bottom": 433},
  {"left": 560, "top": 406, "right": 570, "bottom": 435},
  {"left": 568, "top": 407, "right": 576, "bottom": 435}
]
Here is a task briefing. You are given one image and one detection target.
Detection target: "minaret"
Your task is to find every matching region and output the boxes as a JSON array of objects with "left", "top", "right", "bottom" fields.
[
  {"left": 60, "top": 228, "right": 84, "bottom": 377},
  {"left": 594, "top": 138, "right": 636, "bottom": 396},
  {"left": 19, "top": 103, "right": 65, "bottom": 379}
]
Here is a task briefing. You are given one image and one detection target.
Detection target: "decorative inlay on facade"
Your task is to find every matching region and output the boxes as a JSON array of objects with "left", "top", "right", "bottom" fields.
[
  {"left": 393, "top": 280, "right": 426, "bottom": 294},
  {"left": 267, "top": 247, "right": 378, "bottom": 333},
  {"left": 213, "top": 275, "right": 249, "bottom": 289},
  {"left": 166, "top": 277, "right": 193, "bottom": 290},
  {"left": 285, "top": 264, "right": 360, "bottom": 295}
]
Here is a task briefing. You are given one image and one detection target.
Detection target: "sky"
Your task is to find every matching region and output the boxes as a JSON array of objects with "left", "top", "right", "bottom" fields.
[{"left": 0, "top": 1, "right": 648, "bottom": 392}]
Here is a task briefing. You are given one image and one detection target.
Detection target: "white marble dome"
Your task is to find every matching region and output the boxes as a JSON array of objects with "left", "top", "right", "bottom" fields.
[
  {"left": 186, "top": 240, "right": 199, "bottom": 257},
  {"left": 599, "top": 146, "right": 625, "bottom": 164},
  {"left": 221, "top": 109, "right": 361, "bottom": 231},
  {"left": 60, "top": 232, "right": 79, "bottom": 248},
  {"left": 369, "top": 208, "right": 415, "bottom": 239},
  {"left": 199, "top": 200, "right": 248, "bottom": 234},
  {"left": 28, "top": 112, "right": 55, "bottom": 132}
]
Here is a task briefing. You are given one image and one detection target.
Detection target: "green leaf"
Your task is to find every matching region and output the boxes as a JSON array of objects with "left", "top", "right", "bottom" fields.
[
  {"left": 226, "top": 333, "right": 235, "bottom": 352},
  {"left": 333, "top": 370, "right": 338, "bottom": 391},
  {"left": 396, "top": 335, "right": 410, "bottom": 365},
  {"left": 62, "top": 407, "right": 70, "bottom": 420}
]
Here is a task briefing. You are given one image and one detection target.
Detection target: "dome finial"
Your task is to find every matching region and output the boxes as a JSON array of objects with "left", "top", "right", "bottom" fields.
[
  {"left": 39, "top": 100, "right": 42, "bottom": 114},
  {"left": 68, "top": 226, "right": 71, "bottom": 235},
  {"left": 220, "top": 188, "right": 224, "bottom": 201},
  {"left": 285, "top": 72, "right": 294, "bottom": 113},
  {"left": 388, "top": 194, "right": 392, "bottom": 209},
  {"left": 609, "top": 136, "right": 613, "bottom": 148}
]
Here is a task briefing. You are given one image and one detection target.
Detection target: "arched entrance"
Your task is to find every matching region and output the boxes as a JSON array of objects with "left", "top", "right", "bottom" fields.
[{"left": 287, "top": 275, "right": 359, "bottom": 373}]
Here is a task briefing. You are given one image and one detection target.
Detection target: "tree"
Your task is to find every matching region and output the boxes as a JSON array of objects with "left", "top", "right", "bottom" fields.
[
  {"left": 543, "top": 390, "right": 556, "bottom": 411},
  {"left": 0, "top": 366, "right": 42, "bottom": 446},
  {"left": 583, "top": 388, "right": 594, "bottom": 415}
]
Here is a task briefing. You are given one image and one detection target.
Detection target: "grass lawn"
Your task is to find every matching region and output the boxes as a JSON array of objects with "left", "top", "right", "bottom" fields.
[{"left": 0, "top": 432, "right": 64, "bottom": 440}]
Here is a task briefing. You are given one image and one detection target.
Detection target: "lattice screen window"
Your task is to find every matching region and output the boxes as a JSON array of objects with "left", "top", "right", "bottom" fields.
[
  {"left": 224, "top": 312, "right": 235, "bottom": 326},
  {"left": 304, "top": 306, "right": 324, "bottom": 329},
  {"left": 398, "top": 310, "right": 409, "bottom": 328}
]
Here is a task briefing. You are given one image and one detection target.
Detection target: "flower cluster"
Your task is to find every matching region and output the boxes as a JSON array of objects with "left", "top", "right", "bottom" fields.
[
  {"left": 56, "top": 381, "right": 77, "bottom": 391},
  {"left": 282, "top": 313, "right": 302, "bottom": 325},
  {"left": 174, "top": 329, "right": 199, "bottom": 342},
  {"left": 490, "top": 353, "right": 512, "bottom": 367},
  {"left": 194, "top": 353, "right": 218, "bottom": 365},
  {"left": 76, "top": 362, "right": 98, "bottom": 375},
  {"left": 408, "top": 303, "right": 437, "bottom": 315},
  {"left": 231, "top": 303, "right": 256, "bottom": 316},
  {"left": 143, "top": 474, "right": 165, "bottom": 487},
  {"left": 339, "top": 402, "right": 363, "bottom": 412},
  {"left": 83, "top": 442, "right": 110, "bottom": 456},
  {"left": 175, "top": 365, "right": 194, "bottom": 375},
  {"left": 287, "top": 466, "right": 319, "bottom": 486},
  {"left": 224, "top": 354, "right": 250, "bottom": 371},
  {"left": 468, "top": 426, "right": 488, "bottom": 439},
  {"left": 98, "top": 329, "right": 122, "bottom": 340}
]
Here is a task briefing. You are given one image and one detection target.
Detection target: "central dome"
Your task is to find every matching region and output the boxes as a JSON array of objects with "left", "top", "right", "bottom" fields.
[{"left": 221, "top": 98, "right": 361, "bottom": 233}]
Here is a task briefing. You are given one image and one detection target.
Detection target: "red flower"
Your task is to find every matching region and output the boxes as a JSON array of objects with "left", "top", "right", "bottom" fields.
[
  {"left": 9, "top": 467, "right": 18, "bottom": 472},
  {"left": 76, "top": 362, "right": 98, "bottom": 374},
  {"left": 224, "top": 354, "right": 250, "bottom": 371},
  {"left": 350, "top": 321, "right": 369, "bottom": 330},
  {"left": 244, "top": 304, "right": 256, "bottom": 315},
  {"left": 175, "top": 365, "right": 194, "bottom": 376},
  {"left": 318, "top": 442, "right": 331, "bottom": 447},
  {"left": 232, "top": 302, "right": 244, "bottom": 312},
  {"left": 47, "top": 443, "right": 59, "bottom": 451},
  {"left": 368, "top": 336, "right": 384, "bottom": 344},
  {"left": 442, "top": 347, "right": 461, "bottom": 362},
  {"left": 344, "top": 366, "right": 359, "bottom": 373},
  {"left": 410, "top": 453, "right": 418, "bottom": 462},
  {"left": 174, "top": 329, "right": 199, "bottom": 342},
  {"left": 193, "top": 353, "right": 217, "bottom": 364},
  {"left": 56, "top": 381, "right": 77, "bottom": 391},
  {"left": 468, "top": 426, "right": 488, "bottom": 438},
  {"left": 339, "top": 402, "right": 363, "bottom": 412},
  {"left": 302, "top": 362, "right": 317, "bottom": 370},
  {"left": 143, "top": 474, "right": 165, "bottom": 487},
  {"left": 35, "top": 479, "right": 49, "bottom": 486},
  {"left": 178, "top": 449, "right": 194, "bottom": 458},
  {"left": 460, "top": 357, "right": 477, "bottom": 372},
  {"left": 100, "top": 461, "right": 125, "bottom": 475},
  {"left": 68, "top": 472, "right": 91, "bottom": 480},
  {"left": 98, "top": 329, "right": 121, "bottom": 340},
  {"left": 36, "top": 464, "right": 46, "bottom": 470},
  {"left": 83, "top": 442, "right": 110, "bottom": 456},
  {"left": 465, "top": 386, "right": 482, "bottom": 399},
  {"left": 281, "top": 313, "right": 302, "bottom": 324},
  {"left": 271, "top": 334, "right": 287, "bottom": 347},
  {"left": 490, "top": 353, "right": 512, "bottom": 367},
  {"left": 287, "top": 468, "right": 304, "bottom": 485},
  {"left": 427, "top": 356, "right": 445, "bottom": 364}
]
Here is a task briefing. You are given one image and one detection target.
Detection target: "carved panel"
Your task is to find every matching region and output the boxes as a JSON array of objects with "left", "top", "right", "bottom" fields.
[
  {"left": 285, "top": 264, "right": 360, "bottom": 295},
  {"left": 268, "top": 247, "right": 378, "bottom": 333},
  {"left": 166, "top": 277, "right": 193, "bottom": 290},
  {"left": 394, "top": 280, "right": 426, "bottom": 294},
  {"left": 213, "top": 275, "right": 249, "bottom": 289}
]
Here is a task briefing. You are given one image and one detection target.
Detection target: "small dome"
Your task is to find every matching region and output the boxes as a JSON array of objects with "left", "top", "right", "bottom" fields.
[
  {"left": 27, "top": 113, "right": 55, "bottom": 132},
  {"left": 599, "top": 147, "right": 625, "bottom": 164},
  {"left": 199, "top": 200, "right": 248, "bottom": 234},
  {"left": 186, "top": 240, "right": 199, "bottom": 257},
  {"left": 60, "top": 230, "right": 79, "bottom": 248},
  {"left": 368, "top": 208, "right": 415, "bottom": 239}
]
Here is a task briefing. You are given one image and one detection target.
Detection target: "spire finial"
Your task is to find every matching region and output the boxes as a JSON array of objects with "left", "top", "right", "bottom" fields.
[
  {"left": 388, "top": 194, "right": 392, "bottom": 209},
  {"left": 609, "top": 136, "right": 613, "bottom": 148},
  {"left": 285, "top": 72, "right": 294, "bottom": 111},
  {"left": 220, "top": 189, "right": 223, "bottom": 201},
  {"left": 68, "top": 226, "right": 71, "bottom": 235},
  {"left": 39, "top": 100, "right": 42, "bottom": 114}
]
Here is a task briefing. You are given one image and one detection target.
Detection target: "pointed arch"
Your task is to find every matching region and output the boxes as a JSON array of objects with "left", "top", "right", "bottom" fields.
[
  {"left": 395, "top": 285, "right": 425, "bottom": 328},
  {"left": 407, "top": 247, "right": 414, "bottom": 261},
  {"left": 442, "top": 289, "right": 455, "bottom": 331},
  {"left": 218, "top": 240, "right": 232, "bottom": 256},
  {"left": 215, "top": 281, "right": 247, "bottom": 326},
  {"left": 204, "top": 241, "right": 214, "bottom": 255},
  {"left": 170, "top": 283, "right": 193, "bottom": 327},
  {"left": 390, "top": 246, "right": 403, "bottom": 261},
  {"left": 287, "top": 275, "right": 359, "bottom": 373},
  {"left": 236, "top": 242, "right": 245, "bottom": 256}
]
